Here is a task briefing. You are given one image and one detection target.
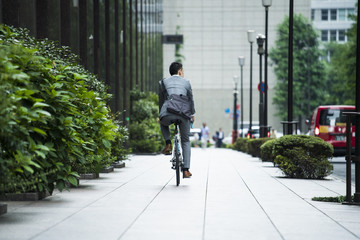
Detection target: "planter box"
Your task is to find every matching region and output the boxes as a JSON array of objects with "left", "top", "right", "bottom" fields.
[
  {"left": 101, "top": 166, "right": 114, "bottom": 173},
  {"left": 79, "top": 173, "right": 99, "bottom": 179},
  {"left": 0, "top": 191, "right": 49, "bottom": 201},
  {"left": 0, "top": 203, "right": 7, "bottom": 216},
  {"left": 112, "top": 161, "right": 125, "bottom": 168}
]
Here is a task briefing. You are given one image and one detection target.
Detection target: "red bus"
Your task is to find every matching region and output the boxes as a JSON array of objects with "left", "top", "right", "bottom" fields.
[{"left": 309, "top": 105, "right": 355, "bottom": 155}]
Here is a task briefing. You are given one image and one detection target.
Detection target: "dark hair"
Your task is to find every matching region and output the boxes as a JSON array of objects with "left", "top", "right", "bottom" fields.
[{"left": 169, "top": 62, "right": 183, "bottom": 75}]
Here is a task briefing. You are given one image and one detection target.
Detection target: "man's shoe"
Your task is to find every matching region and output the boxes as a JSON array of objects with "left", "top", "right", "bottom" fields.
[
  {"left": 183, "top": 170, "right": 192, "bottom": 178},
  {"left": 161, "top": 144, "right": 172, "bottom": 155}
]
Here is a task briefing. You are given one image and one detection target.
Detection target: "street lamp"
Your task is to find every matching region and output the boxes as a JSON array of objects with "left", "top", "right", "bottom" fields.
[
  {"left": 257, "top": 34, "right": 266, "bottom": 138},
  {"left": 232, "top": 75, "right": 239, "bottom": 144},
  {"left": 247, "top": 30, "right": 256, "bottom": 138},
  {"left": 262, "top": 0, "right": 272, "bottom": 137},
  {"left": 238, "top": 56, "right": 245, "bottom": 138}
]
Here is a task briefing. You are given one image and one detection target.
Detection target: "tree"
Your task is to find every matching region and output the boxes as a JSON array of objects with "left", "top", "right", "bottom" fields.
[
  {"left": 269, "top": 14, "right": 328, "bottom": 122},
  {"left": 326, "top": 7, "right": 357, "bottom": 105}
]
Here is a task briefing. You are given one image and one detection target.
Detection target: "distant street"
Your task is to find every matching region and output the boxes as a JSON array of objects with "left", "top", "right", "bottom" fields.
[{"left": 331, "top": 156, "right": 355, "bottom": 182}]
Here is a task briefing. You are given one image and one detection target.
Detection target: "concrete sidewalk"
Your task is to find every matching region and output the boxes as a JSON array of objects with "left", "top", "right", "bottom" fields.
[{"left": 1, "top": 148, "right": 360, "bottom": 240}]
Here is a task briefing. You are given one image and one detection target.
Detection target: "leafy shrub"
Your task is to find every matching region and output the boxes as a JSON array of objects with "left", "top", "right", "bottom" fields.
[
  {"left": 0, "top": 25, "right": 129, "bottom": 195},
  {"left": 129, "top": 90, "right": 163, "bottom": 153},
  {"left": 233, "top": 138, "right": 249, "bottom": 152},
  {"left": 312, "top": 195, "right": 352, "bottom": 203},
  {"left": 260, "top": 139, "right": 277, "bottom": 162},
  {"left": 247, "top": 138, "right": 273, "bottom": 157},
  {"left": 273, "top": 135, "right": 333, "bottom": 179}
]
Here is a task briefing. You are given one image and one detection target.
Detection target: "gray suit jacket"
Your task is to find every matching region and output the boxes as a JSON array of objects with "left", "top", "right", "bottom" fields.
[{"left": 158, "top": 75, "right": 195, "bottom": 120}]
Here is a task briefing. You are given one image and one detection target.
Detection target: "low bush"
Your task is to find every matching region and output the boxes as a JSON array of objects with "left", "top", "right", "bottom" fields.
[
  {"left": 233, "top": 138, "right": 249, "bottom": 152},
  {"left": 128, "top": 90, "right": 163, "bottom": 153},
  {"left": 312, "top": 195, "right": 352, "bottom": 203},
  {"left": 247, "top": 138, "right": 273, "bottom": 157},
  {"left": 260, "top": 138, "right": 277, "bottom": 162},
  {"left": 273, "top": 135, "right": 333, "bottom": 179}
]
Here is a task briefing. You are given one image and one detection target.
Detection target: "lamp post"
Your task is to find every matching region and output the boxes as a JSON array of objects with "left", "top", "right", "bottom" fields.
[
  {"left": 257, "top": 34, "right": 266, "bottom": 138},
  {"left": 262, "top": 0, "right": 272, "bottom": 138},
  {"left": 238, "top": 56, "right": 245, "bottom": 138},
  {"left": 232, "top": 75, "right": 239, "bottom": 144},
  {"left": 247, "top": 30, "right": 256, "bottom": 138}
]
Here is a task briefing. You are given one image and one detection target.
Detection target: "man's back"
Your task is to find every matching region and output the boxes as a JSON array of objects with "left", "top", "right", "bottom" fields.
[{"left": 159, "top": 75, "right": 195, "bottom": 120}]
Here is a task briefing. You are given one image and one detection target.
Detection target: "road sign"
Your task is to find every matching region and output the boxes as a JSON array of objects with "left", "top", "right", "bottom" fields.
[
  {"left": 257, "top": 82, "right": 267, "bottom": 93},
  {"left": 162, "top": 35, "right": 183, "bottom": 44}
]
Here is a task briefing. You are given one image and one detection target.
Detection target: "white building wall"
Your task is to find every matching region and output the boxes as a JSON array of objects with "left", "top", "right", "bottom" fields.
[
  {"left": 162, "top": 0, "right": 311, "bottom": 137},
  {"left": 311, "top": 0, "right": 356, "bottom": 43}
]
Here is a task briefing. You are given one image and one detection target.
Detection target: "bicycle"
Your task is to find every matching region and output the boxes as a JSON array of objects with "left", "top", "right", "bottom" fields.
[{"left": 170, "top": 122, "right": 184, "bottom": 186}]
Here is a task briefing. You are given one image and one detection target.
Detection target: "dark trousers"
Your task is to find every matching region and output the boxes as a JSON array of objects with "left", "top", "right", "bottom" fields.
[{"left": 160, "top": 114, "right": 191, "bottom": 169}]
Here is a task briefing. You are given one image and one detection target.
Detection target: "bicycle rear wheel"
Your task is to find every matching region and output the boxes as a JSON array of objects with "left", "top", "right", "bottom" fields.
[{"left": 175, "top": 141, "right": 180, "bottom": 186}]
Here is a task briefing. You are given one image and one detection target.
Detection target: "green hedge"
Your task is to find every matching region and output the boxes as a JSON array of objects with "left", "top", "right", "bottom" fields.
[
  {"left": 247, "top": 138, "right": 274, "bottom": 157},
  {"left": 128, "top": 90, "right": 163, "bottom": 153},
  {"left": 0, "top": 25, "right": 129, "bottom": 195},
  {"left": 260, "top": 139, "right": 277, "bottom": 162},
  {"left": 271, "top": 135, "right": 333, "bottom": 179},
  {"left": 233, "top": 138, "right": 250, "bottom": 153}
]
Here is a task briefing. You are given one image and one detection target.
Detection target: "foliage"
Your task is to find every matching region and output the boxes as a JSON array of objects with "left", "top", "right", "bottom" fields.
[
  {"left": 312, "top": 195, "right": 353, "bottom": 203},
  {"left": 260, "top": 138, "right": 277, "bottom": 162},
  {"left": 0, "top": 25, "right": 129, "bottom": 195},
  {"left": 273, "top": 135, "right": 333, "bottom": 179},
  {"left": 175, "top": 25, "right": 185, "bottom": 63},
  {"left": 233, "top": 138, "right": 250, "bottom": 153},
  {"left": 110, "top": 113, "right": 130, "bottom": 162},
  {"left": 269, "top": 14, "right": 328, "bottom": 120},
  {"left": 128, "top": 89, "right": 163, "bottom": 153},
  {"left": 325, "top": 6, "right": 357, "bottom": 105},
  {"left": 247, "top": 138, "right": 274, "bottom": 158}
]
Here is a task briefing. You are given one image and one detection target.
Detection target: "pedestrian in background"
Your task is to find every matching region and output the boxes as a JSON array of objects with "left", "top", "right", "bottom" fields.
[
  {"left": 216, "top": 128, "right": 224, "bottom": 148},
  {"left": 200, "top": 122, "right": 209, "bottom": 149}
]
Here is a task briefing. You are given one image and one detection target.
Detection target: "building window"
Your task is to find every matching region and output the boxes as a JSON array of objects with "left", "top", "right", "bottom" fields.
[
  {"left": 330, "top": 9, "right": 337, "bottom": 21},
  {"left": 321, "top": 30, "right": 328, "bottom": 41},
  {"left": 338, "top": 30, "right": 346, "bottom": 41},
  {"left": 339, "top": 9, "right": 346, "bottom": 21},
  {"left": 311, "top": 9, "right": 315, "bottom": 21},
  {"left": 348, "top": 8, "right": 355, "bottom": 18},
  {"left": 321, "top": 9, "right": 328, "bottom": 21},
  {"left": 330, "top": 30, "right": 337, "bottom": 41}
]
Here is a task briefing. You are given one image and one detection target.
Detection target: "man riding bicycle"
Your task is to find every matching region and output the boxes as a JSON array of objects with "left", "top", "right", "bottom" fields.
[{"left": 158, "top": 62, "right": 195, "bottom": 178}]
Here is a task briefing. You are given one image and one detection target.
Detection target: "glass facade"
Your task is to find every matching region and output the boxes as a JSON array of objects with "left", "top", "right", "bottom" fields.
[{"left": 0, "top": 0, "right": 163, "bottom": 124}]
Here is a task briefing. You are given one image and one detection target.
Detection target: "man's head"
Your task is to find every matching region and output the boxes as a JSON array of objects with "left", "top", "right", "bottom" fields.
[{"left": 169, "top": 62, "right": 184, "bottom": 77}]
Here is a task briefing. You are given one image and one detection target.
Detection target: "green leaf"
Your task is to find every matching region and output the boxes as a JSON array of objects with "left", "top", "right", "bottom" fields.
[
  {"left": 34, "top": 150, "right": 46, "bottom": 159},
  {"left": 32, "top": 127, "right": 47, "bottom": 136},
  {"left": 102, "top": 139, "right": 111, "bottom": 148},
  {"left": 67, "top": 176, "right": 78, "bottom": 186},
  {"left": 23, "top": 165, "right": 34, "bottom": 174},
  {"left": 34, "top": 109, "right": 51, "bottom": 117},
  {"left": 33, "top": 102, "right": 49, "bottom": 108},
  {"left": 29, "top": 160, "right": 41, "bottom": 169}
]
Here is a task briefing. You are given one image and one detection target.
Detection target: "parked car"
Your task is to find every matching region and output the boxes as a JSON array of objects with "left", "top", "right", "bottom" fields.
[{"left": 308, "top": 105, "right": 355, "bottom": 155}]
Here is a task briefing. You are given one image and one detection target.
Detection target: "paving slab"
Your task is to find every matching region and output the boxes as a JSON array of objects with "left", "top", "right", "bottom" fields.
[{"left": 0, "top": 148, "right": 359, "bottom": 240}]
